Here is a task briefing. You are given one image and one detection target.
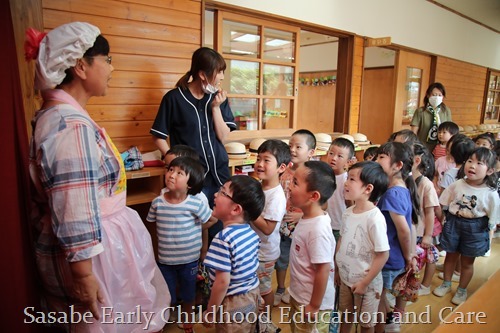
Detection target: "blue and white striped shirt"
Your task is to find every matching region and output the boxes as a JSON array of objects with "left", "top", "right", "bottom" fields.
[
  {"left": 204, "top": 224, "right": 260, "bottom": 296},
  {"left": 147, "top": 189, "right": 212, "bottom": 265}
]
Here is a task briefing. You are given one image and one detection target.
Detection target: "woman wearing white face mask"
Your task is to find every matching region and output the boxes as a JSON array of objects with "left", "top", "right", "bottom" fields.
[
  {"left": 411, "top": 82, "right": 452, "bottom": 151},
  {"left": 151, "top": 47, "right": 236, "bottom": 241}
]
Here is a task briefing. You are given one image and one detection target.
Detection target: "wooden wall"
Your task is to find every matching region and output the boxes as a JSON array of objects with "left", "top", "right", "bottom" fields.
[
  {"left": 297, "top": 71, "right": 336, "bottom": 133},
  {"left": 434, "top": 57, "right": 488, "bottom": 126},
  {"left": 348, "top": 35, "right": 364, "bottom": 134},
  {"left": 42, "top": 0, "right": 202, "bottom": 152}
]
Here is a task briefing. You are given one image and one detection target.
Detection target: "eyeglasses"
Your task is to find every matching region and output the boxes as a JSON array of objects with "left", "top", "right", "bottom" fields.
[
  {"left": 218, "top": 187, "right": 235, "bottom": 202},
  {"left": 86, "top": 55, "right": 112, "bottom": 64}
]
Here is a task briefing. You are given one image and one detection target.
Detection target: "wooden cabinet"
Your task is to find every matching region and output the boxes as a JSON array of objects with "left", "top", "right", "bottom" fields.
[
  {"left": 126, "top": 167, "right": 164, "bottom": 206},
  {"left": 483, "top": 70, "right": 500, "bottom": 123}
]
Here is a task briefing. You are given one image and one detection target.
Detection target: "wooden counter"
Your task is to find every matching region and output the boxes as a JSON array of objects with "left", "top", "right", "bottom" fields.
[{"left": 431, "top": 269, "right": 500, "bottom": 333}]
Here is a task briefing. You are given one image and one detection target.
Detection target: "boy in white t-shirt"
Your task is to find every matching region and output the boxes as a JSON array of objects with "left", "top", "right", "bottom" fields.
[
  {"left": 252, "top": 139, "right": 291, "bottom": 314},
  {"left": 335, "top": 161, "right": 390, "bottom": 333},
  {"left": 325, "top": 137, "right": 355, "bottom": 241},
  {"left": 288, "top": 161, "right": 337, "bottom": 333}
]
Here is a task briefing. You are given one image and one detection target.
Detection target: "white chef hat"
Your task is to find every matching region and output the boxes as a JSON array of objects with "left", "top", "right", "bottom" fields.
[{"left": 28, "top": 22, "right": 100, "bottom": 90}]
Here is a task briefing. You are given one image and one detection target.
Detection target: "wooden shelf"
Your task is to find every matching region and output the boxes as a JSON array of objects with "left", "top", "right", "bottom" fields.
[
  {"left": 126, "top": 166, "right": 165, "bottom": 180},
  {"left": 125, "top": 166, "right": 165, "bottom": 206}
]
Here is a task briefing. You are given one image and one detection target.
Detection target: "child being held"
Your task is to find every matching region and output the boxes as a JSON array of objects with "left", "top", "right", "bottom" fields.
[
  {"left": 325, "top": 137, "right": 355, "bottom": 240},
  {"left": 146, "top": 156, "right": 212, "bottom": 333},
  {"left": 288, "top": 161, "right": 337, "bottom": 333},
  {"left": 252, "top": 139, "right": 291, "bottom": 314},
  {"left": 433, "top": 121, "right": 459, "bottom": 160},
  {"left": 335, "top": 161, "right": 390, "bottom": 333},
  {"left": 202, "top": 176, "right": 265, "bottom": 332}
]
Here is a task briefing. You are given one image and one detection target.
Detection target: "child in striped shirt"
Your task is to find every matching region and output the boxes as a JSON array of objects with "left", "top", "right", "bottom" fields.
[
  {"left": 202, "top": 175, "right": 265, "bottom": 332},
  {"left": 147, "top": 156, "right": 212, "bottom": 333}
]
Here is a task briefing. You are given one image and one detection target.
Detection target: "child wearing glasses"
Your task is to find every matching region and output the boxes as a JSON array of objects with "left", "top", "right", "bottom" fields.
[
  {"left": 202, "top": 175, "right": 265, "bottom": 332},
  {"left": 146, "top": 156, "right": 212, "bottom": 333}
]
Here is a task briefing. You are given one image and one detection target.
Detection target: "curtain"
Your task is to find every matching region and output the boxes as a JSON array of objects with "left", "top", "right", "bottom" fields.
[{"left": 1, "top": 1, "right": 45, "bottom": 332}]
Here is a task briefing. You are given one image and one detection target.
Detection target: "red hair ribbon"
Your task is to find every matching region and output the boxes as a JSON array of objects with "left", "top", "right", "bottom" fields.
[{"left": 24, "top": 28, "right": 47, "bottom": 61}]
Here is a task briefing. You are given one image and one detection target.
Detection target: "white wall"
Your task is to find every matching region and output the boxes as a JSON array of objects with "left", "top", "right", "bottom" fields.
[
  {"left": 300, "top": 42, "right": 339, "bottom": 72},
  {"left": 215, "top": 0, "right": 500, "bottom": 69}
]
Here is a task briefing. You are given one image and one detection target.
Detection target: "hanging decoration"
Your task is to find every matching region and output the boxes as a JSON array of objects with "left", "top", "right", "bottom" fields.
[{"left": 299, "top": 75, "right": 336, "bottom": 86}]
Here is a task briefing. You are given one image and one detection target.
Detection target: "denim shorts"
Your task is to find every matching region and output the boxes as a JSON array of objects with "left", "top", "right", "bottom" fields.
[
  {"left": 440, "top": 213, "right": 490, "bottom": 257},
  {"left": 382, "top": 268, "right": 405, "bottom": 290},
  {"left": 275, "top": 236, "right": 292, "bottom": 271},
  {"left": 158, "top": 260, "right": 198, "bottom": 303}
]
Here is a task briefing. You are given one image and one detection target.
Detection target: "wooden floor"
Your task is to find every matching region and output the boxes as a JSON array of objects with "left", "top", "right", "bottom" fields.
[{"left": 161, "top": 238, "right": 500, "bottom": 333}]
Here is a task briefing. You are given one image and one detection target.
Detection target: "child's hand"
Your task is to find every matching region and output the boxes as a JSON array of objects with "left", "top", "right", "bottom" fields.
[
  {"left": 202, "top": 310, "right": 214, "bottom": 328},
  {"left": 351, "top": 281, "right": 368, "bottom": 296},
  {"left": 304, "top": 304, "right": 319, "bottom": 321},
  {"left": 283, "top": 211, "right": 302, "bottom": 225},
  {"left": 420, "top": 235, "right": 432, "bottom": 249}
]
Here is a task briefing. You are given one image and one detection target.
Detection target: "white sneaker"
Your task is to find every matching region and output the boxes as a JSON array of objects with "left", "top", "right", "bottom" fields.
[
  {"left": 273, "top": 290, "right": 284, "bottom": 306},
  {"left": 418, "top": 285, "right": 431, "bottom": 296},
  {"left": 385, "top": 322, "right": 401, "bottom": 333},
  {"left": 451, "top": 289, "right": 467, "bottom": 305},
  {"left": 281, "top": 288, "right": 291, "bottom": 304},
  {"left": 438, "top": 271, "right": 460, "bottom": 282},
  {"left": 385, "top": 312, "right": 402, "bottom": 333},
  {"left": 433, "top": 283, "right": 452, "bottom": 297}
]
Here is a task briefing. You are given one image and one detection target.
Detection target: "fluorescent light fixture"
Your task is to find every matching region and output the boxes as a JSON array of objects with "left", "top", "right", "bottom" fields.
[
  {"left": 230, "top": 49, "right": 255, "bottom": 55},
  {"left": 266, "top": 39, "right": 290, "bottom": 47},
  {"left": 233, "top": 34, "right": 260, "bottom": 43}
]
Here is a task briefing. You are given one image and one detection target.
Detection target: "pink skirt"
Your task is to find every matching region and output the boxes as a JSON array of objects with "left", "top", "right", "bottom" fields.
[{"left": 37, "top": 192, "right": 170, "bottom": 332}]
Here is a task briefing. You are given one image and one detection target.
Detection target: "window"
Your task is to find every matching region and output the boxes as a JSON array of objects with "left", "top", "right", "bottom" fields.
[
  {"left": 403, "top": 67, "right": 422, "bottom": 125},
  {"left": 483, "top": 70, "right": 500, "bottom": 123},
  {"left": 205, "top": 11, "right": 300, "bottom": 131}
]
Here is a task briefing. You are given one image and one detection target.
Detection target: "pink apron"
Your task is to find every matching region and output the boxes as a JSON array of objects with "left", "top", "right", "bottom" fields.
[{"left": 33, "top": 90, "right": 170, "bottom": 332}]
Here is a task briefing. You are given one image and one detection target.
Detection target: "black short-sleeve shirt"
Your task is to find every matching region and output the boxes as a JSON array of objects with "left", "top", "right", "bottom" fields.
[{"left": 150, "top": 87, "right": 236, "bottom": 187}]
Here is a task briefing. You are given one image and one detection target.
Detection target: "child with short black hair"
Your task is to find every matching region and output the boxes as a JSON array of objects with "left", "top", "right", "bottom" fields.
[
  {"left": 439, "top": 136, "right": 476, "bottom": 190},
  {"left": 252, "top": 139, "right": 291, "bottom": 315},
  {"left": 274, "top": 129, "right": 316, "bottom": 306},
  {"left": 325, "top": 137, "right": 355, "bottom": 240},
  {"left": 364, "top": 146, "right": 378, "bottom": 161},
  {"left": 335, "top": 161, "right": 390, "bottom": 333},
  {"left": 202, "top": 175, "right": 265, "bottom": 332},
  {"left": 388, "top": 129, "right": 419, "bottom": 145},
  {"left": 433, "top": 121, "right": 459, "bottom": 160},
  {"left": 147, "top": 156, "right": 212, "bottom": 333},
  {"left": 474, "top": 132, "right": 496, "bottom": 150},
  {"left": 288, "top": 160, "right": 337, "bottom": 332}
]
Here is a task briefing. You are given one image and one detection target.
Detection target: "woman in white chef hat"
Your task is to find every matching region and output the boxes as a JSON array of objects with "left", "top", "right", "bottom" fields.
[{"left": 26, "top": 22, "right": 169, "bottom": 332}]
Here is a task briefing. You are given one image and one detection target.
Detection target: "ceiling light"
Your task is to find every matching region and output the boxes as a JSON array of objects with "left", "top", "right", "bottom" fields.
[
  {"left": 266, "top": 39, "right": 290, "bottom": 47},
  {"left": 233, "top": 34, "right": 260, "bottom": 43}
]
